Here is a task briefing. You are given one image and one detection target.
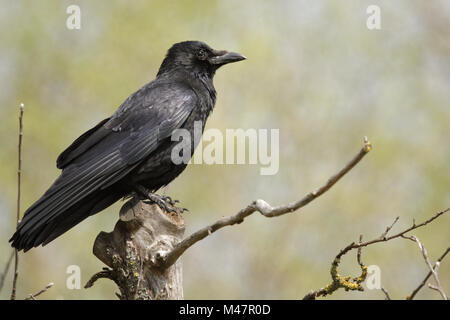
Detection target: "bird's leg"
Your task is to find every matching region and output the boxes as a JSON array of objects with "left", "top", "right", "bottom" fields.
[{"left": 134, "top": 185, "right": 188, "bottom": 213}]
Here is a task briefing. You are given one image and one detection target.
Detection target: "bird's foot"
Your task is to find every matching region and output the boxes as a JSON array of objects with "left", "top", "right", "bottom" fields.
[
  {"left": 145, "top": 193, "right": 177, "bottom": 213},
  {"left": 135, "top": 185, "right": 189, "bottom": 214},
  {"left": 160, "top": 195, "right": 179, "bottom": 206}
]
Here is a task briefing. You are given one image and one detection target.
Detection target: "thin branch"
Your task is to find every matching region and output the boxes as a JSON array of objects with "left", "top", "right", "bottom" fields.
[
  {"left": 408, "top": 246, "right": 450, "bottom": 300},
  {"left": 0, "top": 251, "right": 14, "bottom": 293},
  {"left": 303, "top": 208, "right": 449, "bottom": 299},
  {"left": 381, "top": 287, "right": 391, "bottom": 300},
  {"left": 356, "top": 234, "right": 363, "bottom": 266},
  {"left": 155, "top": 137, "right": 372, "bottom": 268},
  {"left": 403, "top": 236, "right": 447, "bottom": 300},
  {"left": 11, "top": 103, "right": 24, "bottom": 300},
  {"left": 413, "top": 237, "right": 446, "bottom": 300},
  {"left": 24, "top": 283, "right": 54, "bottom": 300},
  {"left": 380, "top": 216, "right": 399, "bottom": 240},
  {"left": 303, "top": 235, "right": 368, "bottom": 300},
  {"left": 84, "top": 269, "right": 116, "bottom": 289},
  {"left": 336, "top": 208, "right": 448, "bottom": 253},
  {"left": 429, "top": 283, "right": 443, "bottom": 295}
]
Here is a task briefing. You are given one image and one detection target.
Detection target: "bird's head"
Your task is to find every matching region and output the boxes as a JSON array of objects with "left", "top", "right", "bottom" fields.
[{"left": 157, "top": 41, "right": 246, "bottom": 77}]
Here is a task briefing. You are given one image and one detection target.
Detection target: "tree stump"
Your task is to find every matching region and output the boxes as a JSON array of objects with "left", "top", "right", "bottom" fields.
[{"left": 86, "top": 197, "right": 185, "bottom": 300}]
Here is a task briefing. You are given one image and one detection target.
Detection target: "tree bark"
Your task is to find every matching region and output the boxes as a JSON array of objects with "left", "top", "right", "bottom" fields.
[{"left": 88, "top": 197, "right": 185, "bottom": 300}]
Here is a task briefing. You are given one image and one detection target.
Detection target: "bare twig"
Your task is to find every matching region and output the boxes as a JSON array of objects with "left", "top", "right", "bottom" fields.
[
  {"left": 303, "top": 208, "right": 449, "bottom": 300},
  {"left": 337, "top": 208, "right": 448, "bottom": 253},
  {"left": 380, "top": 216, "right": 400, "bottom": 240},
  {"left": 403, "top": 236, "right": 447, "bottom": 300},
  {"left": 0, "top": 251, "right": 14, "bottom": 293},
  {"left": 11, "top": 103, "right": 24, "bottom": 300},
  {"left": 381, "top": 287, "right": 391, "bottom": 300},
  {"left": 24, "top": 283, "right": 54, "bottom": 300},
  {"left": 429, "top": 283, "right": 443, "bottom": 295},
  {"left": 154, "top": 137, "right": 372, "bottom": 268},
  {"left": 303, "top": 235, "right": 368, "bottom": 300},
  {"left": 408, "top": 246, "right": 450, "bottom": 300},
  {"left": 356, "top": 234, "right": 363, "bottom": 266},
  {"left": 84, "top": 269, "right": 116, "bottom": 289}
]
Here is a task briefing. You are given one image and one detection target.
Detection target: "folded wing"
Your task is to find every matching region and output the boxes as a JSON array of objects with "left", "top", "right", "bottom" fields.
[{"left": 10, "top": 82, "right": 197, "bottom": 250}]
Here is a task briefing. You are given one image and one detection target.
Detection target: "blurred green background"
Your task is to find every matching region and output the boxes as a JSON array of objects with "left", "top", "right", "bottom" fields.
[{"left": 0, "top": 0, "right": 449, "bottom": 300}]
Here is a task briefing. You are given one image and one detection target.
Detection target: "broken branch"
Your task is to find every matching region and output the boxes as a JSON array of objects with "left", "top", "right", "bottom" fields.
[{"left": 156, "top": 137, "right": 372, "bottom": 268}]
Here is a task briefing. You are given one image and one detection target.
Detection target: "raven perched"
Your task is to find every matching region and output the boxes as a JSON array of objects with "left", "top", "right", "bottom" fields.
[{"left": 10, "top": 41, "right": 245, "bottom": 251}]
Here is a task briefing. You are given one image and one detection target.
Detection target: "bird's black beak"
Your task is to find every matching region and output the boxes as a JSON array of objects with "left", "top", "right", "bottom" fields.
[{"left": 209, "top": 51, "right": 246, "bottom": 66}]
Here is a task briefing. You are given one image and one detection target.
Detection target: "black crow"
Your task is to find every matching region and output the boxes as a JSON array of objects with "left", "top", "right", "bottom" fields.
[{"left": 10, "top": 41, "right": 246, "bottom": 251}]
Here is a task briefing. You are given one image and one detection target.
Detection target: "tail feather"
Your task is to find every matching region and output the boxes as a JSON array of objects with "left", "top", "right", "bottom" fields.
[
  {"left": 18, "top": 153, "right": 123, "bottom": 236},
  {"left": 10, "top": 188, "right": 123, "bottom": 251}
]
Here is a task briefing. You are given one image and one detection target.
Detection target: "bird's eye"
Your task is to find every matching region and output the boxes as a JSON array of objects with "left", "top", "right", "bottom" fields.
[{"left": 197, "top": 49, "right": 207, "bottom": 60}]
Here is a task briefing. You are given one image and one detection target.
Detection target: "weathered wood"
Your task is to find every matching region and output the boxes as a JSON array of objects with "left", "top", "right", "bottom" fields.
[{"left": 87, "top": 197, "right": 185, "bottom": 300}]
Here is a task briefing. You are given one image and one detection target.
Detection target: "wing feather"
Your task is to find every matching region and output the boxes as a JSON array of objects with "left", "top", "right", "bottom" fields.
[{"left": 15, "top": 82, "right": 198, "bottom": 242}]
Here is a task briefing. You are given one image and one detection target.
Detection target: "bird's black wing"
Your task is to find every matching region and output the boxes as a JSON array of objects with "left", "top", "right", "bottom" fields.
[
  {"left": 56, "top": 117, "right": 111, "bottom": 169},
  {"left": 12, "top": 82, "right": 198, "bottom": 248}
]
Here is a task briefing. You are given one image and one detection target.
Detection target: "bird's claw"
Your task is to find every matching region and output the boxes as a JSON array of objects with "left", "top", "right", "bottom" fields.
[
  {"left": 160, "top": 195, "right": 179, "bottom": 206},
  {"left": 145, "top": 193, "right": 177, "bottom": 213},
  {"left": 136, "top": 187, "right": 187, "bottom": 214}
]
